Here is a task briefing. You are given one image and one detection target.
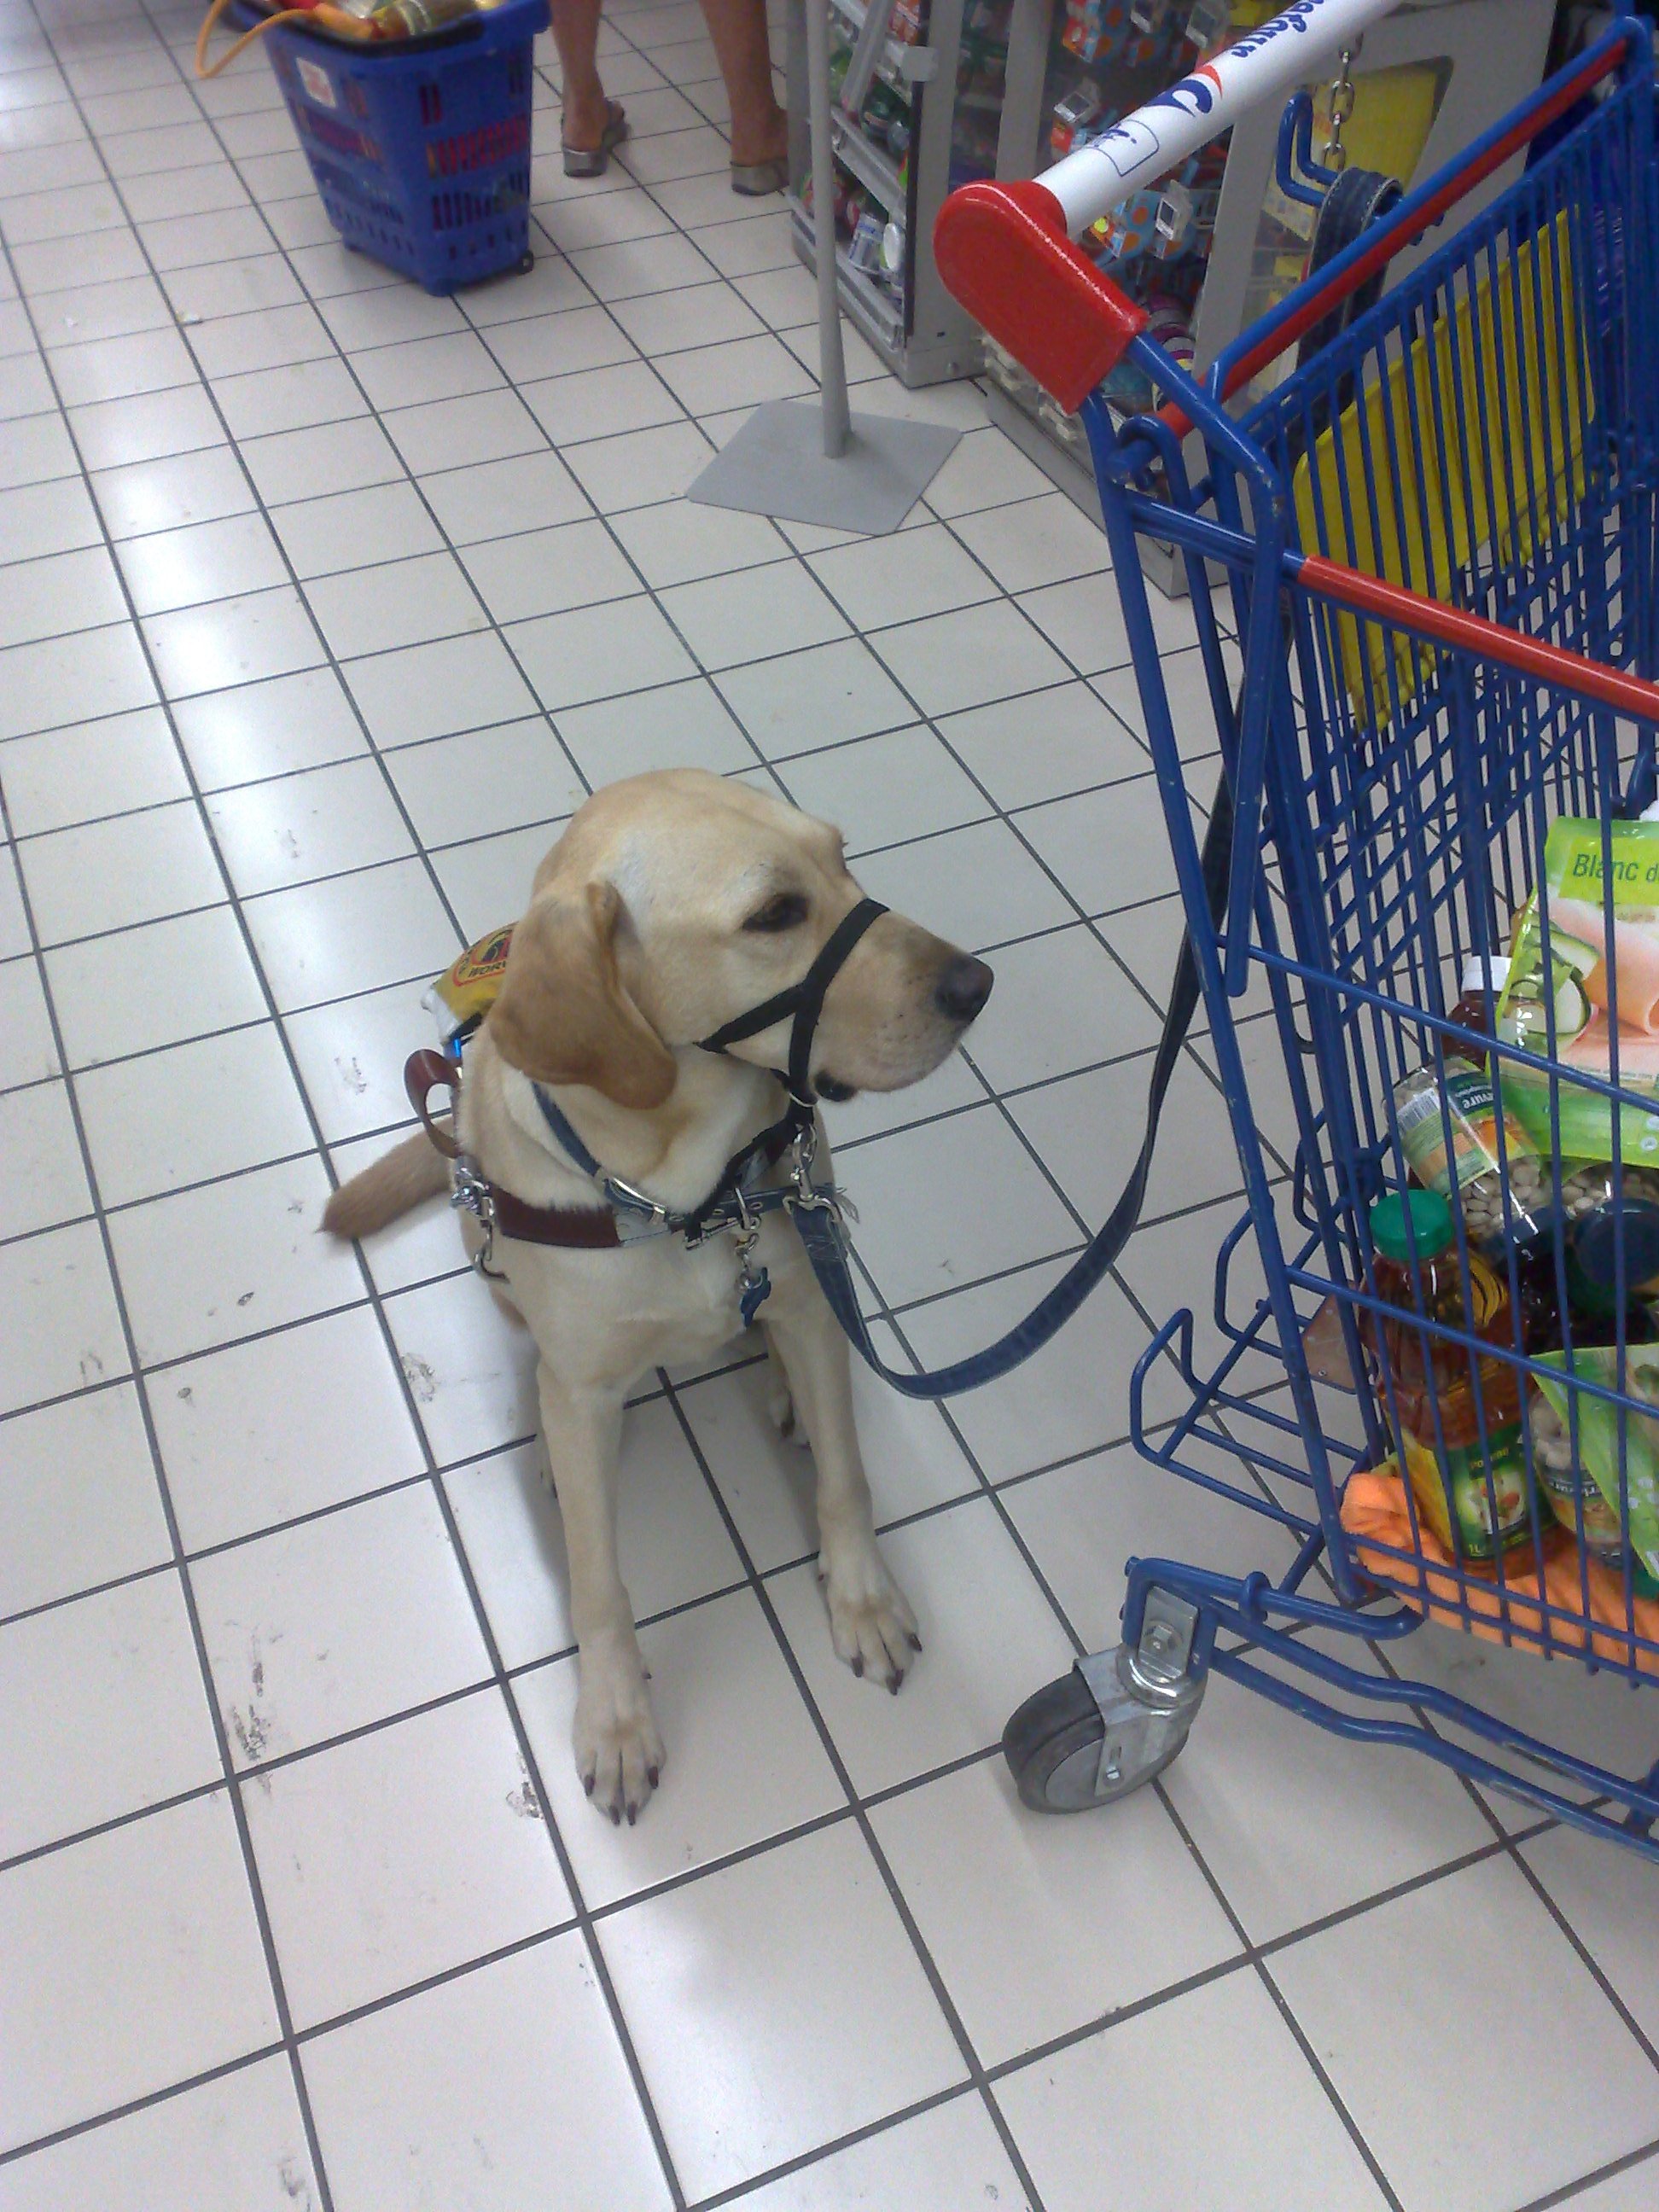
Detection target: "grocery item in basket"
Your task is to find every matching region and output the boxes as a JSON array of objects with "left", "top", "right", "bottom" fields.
[
  {"left": 1394, "top": 1063, "right": 1545, "bottom": 1251},
  {"left": 1447, "top": 954, "right": 1511, "bottom": 1067},
  {"left": 1551, "top": 1162, "right": 1659, "bottom": 1299},
  {"left": 1499, "top": 817, "right": 1659, "bottom": 1161},
  {"left": 1341, "top": 1464, "right": 1659, "bottom": 1673},
  {"left": 1527, "top": 1393, "right": 1642, "bottom": 1563},
  {"left": 1367, "top": 1190, "right": 1536, "bottom": 1560},
  {"left": 1531, "top": 1346, "right": 1659, "bottom": 1581}
]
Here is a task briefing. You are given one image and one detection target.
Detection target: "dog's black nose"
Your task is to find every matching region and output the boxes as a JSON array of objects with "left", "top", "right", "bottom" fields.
[{"left": 935, "top": 955, "right": 994, "bottom": 1023}]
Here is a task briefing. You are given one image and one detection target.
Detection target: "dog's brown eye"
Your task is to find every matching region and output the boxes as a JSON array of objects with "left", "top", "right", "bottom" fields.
[{"left": 744, "top": 892, "right": 808, "bottom": 934}]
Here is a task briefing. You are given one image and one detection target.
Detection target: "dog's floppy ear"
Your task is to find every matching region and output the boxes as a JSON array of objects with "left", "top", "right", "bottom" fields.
[{"left": 487, "top": 882, "right": 677, "bottom": 1110}]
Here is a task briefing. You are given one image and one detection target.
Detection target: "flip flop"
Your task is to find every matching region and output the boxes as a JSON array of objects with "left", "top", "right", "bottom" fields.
[{"left": 562, "top": 99, "right": 628, "bottom": 178}]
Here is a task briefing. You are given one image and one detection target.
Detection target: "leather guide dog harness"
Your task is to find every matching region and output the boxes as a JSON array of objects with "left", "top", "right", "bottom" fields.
[{"left": 405, "top": 897, "right": 888, "bottom": 1328}]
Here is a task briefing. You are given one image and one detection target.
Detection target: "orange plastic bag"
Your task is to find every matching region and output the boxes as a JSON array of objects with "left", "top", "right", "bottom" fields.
[{"left": 1340, "top": 1464, "right": 1659, "bottom": 1674}]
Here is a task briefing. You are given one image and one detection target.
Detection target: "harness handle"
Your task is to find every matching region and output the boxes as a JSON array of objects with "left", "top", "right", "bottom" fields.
[{"left": 405, "top": 1049, "right": 463, "bottom": 1159}]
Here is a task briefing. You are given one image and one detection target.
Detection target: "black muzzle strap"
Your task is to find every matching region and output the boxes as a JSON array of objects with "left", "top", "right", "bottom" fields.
[{"left": 698, "top": 897, "right": 888, "bottom": 1103}]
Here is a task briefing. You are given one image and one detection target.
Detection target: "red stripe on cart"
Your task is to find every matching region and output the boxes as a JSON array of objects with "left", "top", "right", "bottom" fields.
[{"left": 1292, "top": 551, "right": 1659, "bottom": 724}]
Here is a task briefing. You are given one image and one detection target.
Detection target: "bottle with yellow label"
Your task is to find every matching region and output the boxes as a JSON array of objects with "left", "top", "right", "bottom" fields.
[{"left": 1368, "top": 1190, "right": 1539, "bottom": 1561}]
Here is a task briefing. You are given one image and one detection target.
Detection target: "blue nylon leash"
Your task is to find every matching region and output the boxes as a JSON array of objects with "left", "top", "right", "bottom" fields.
[{"left": 790, "top": 768, "right": 1236, "bottom": 1400}]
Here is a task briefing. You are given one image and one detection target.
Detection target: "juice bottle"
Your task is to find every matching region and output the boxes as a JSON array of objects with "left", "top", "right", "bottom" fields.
[{"left": 1369, "top": 1190, "right": 1538, "bottom": 1560}]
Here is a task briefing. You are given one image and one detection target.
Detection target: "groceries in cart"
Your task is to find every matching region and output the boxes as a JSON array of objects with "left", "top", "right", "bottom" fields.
[{"left": 1354, "top": 812, "right": 1659, "bottom": 1598}]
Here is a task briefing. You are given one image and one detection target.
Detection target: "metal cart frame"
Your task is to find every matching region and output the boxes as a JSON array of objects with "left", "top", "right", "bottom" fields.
[{"left": 937, "top": 16, "right": 1659, "bottom": 1853}]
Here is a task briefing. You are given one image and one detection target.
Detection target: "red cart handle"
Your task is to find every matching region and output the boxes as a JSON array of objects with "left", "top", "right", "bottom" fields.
[{"left": 932, "top": 180, "right": 1145, "bottom": 416}]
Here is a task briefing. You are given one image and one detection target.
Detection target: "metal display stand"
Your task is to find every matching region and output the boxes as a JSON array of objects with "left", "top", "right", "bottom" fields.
[
  {"left": 690, "top": 0, "right": 958, "bottom": 533},
  {"left": 782, "top": 0, "right": 1001, "bottom": 389}
]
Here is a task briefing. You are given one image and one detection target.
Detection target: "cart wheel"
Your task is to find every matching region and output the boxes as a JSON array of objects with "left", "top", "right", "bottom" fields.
[
  {"left": 517, "top": 250, "right": 535, "bottom": 275},
  {"left": 1004, "top": 1662, "right": 1196, "bottom": 1813}
]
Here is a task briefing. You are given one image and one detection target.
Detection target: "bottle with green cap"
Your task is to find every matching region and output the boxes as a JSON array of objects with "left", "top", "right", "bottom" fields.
[{"left": 1368, "top": 1189, "right": 1537, "bottom": 1561}]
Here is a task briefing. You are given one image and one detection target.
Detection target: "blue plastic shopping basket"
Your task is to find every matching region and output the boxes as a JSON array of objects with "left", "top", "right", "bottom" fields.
[
  {"left": 937, "top": 21, "right": 1659, "bottom": 1854},
  {"left": 253, "top": 0, "right": 550, "bottom": 294}
]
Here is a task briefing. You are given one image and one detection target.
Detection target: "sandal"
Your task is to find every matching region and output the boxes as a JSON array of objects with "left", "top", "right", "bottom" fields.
[
  {"left": 562, "top": 99, "right": 628, "bottom": 178},
  {"left": 730, "top": 156, "right": 789, "bottom": 196}
]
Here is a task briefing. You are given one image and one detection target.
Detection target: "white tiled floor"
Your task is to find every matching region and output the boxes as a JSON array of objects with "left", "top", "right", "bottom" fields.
[{"left": 3, "top": 3, "right": 1659, "bottom": 2209}]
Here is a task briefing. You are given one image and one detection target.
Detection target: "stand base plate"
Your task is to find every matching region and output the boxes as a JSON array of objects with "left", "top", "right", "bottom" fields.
[{"left": 688, "top": 400, "right": 960, "bottom": 535}]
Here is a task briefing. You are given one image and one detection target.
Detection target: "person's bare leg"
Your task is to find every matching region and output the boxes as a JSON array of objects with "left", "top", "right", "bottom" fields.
[
  {"left": 697, "top": 0, "right": 787, "bottom": 171},
  {"left": 552, "top": 0, "right": 609, "bottom": 150}
]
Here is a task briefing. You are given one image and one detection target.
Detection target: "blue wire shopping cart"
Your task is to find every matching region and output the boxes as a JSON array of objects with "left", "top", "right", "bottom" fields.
[{"left": 937, "top": 20, "right": 1659, "bottom": 1854}]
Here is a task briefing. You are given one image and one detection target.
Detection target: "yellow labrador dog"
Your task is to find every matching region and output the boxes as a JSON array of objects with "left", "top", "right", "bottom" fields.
[{"left": 325, "top": 770, "right": 992, "bottom": 1823}]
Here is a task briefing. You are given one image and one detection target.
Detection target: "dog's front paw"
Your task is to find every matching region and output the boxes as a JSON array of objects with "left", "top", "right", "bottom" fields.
[
  {"left": 573, "top": 1650, "right": 665, "bottom": 1826},
  {"left": 821, "top": 1540, "right": 921, "bottom": 1694}
]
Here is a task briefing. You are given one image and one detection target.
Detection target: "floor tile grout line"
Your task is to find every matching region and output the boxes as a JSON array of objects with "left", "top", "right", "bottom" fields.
[
  {"left": 0, "top": 207, "right": 342, "bottom": 2212},
  {"left": 1516, "top": 2133, "right": 1659, "bottom": 2212},
  {"left": 684, "top": 2081, "right": 987, "bottom": 2212},
  {"left": 95, "top": 13, "right": 608, "bottom": 899},
  {"left": 657, "top": 1376, "right": 1052, "bottom": 2212},
  {"left": 0, "top": 1770, "right": 228, "bottom": 1881},
  {"left": 0, "top": 2041, "right": 289, "bottom": 2175},
  {"left": 814, "top": 1237, "right": 1414, "bottom": 2203},
  {"left": 1499, "top": 1823, "right": 1659, "bottom": 2076},
  {"left": 0, "top": 1172, "right": 1265, "bottom": 1438},
  {"left": 1250, "top": 1957, "right": 1410, "bottom": 2212}
]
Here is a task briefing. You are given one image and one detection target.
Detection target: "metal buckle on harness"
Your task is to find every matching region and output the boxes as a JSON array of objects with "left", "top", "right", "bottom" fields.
[
  {"left": 599, "top": 1173, "right": 670, "bottom": 1233},
  {"left": 451, "top": 1155, "right": 504, "bottom": 1280}
]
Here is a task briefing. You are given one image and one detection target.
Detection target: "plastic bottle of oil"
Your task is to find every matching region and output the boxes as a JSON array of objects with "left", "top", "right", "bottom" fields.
[{"left": 1369, "top": 1189, "right": 1538, "bottom": 1561}]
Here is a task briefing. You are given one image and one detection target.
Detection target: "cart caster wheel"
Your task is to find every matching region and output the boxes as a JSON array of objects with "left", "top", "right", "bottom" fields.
[
  {"left": 1004, "top": 1644, "right": 1202, "bottom": 1813},
  {"left": 517, "top": 250, "right": 535, "bottom": 274}
]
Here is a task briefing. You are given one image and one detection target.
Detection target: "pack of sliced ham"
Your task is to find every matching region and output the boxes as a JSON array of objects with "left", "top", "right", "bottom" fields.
[{"left": 1498, "top": 818, "right": 1659, "bottom": 1164}]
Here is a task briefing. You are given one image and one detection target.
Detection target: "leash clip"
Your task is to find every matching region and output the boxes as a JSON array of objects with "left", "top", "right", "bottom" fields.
[
  {"left": 784, "top": 1123, "right": 851, "bottom": 1222},
  {"left": 451, "top": 1157, "right": 506, "bottom": 1280},
  {"left": 729, "top": 1185, "right": 772, "bottom": 1325}
]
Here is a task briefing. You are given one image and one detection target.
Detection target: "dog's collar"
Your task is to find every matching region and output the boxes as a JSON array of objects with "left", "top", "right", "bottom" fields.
[{"left": 696, "top": 897, "right": 887, "bottom": 1104}]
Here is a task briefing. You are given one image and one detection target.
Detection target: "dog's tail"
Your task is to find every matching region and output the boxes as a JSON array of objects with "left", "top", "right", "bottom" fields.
[{"left": 323, "top": 1129, "right": 451, "bottom": 1242}]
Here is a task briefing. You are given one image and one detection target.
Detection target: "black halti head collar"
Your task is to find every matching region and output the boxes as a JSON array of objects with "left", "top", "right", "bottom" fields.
[{"left": 697, "top": 897, "right": 888, "bottom": 1104}]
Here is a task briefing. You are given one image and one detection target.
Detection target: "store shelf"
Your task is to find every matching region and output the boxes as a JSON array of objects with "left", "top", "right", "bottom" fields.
[
  {"left": 788, "top": 198, "right": 906, "bottom": 358},
  {"left": 829, "top": 112, "right": 905, "bottom": 212},
  {"left": 828, "top": 0, "right": 921, "bottom": 100}
]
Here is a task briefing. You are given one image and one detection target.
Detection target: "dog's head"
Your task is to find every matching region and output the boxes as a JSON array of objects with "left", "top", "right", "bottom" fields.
[{"left": 486, "top": 770, "right": 992, "bottom": 1109}]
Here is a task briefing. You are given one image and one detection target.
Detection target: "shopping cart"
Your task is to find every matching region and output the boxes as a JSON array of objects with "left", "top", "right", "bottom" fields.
[{"left": 935, "top": 16, "right": 1659, "bottom": 1854}]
